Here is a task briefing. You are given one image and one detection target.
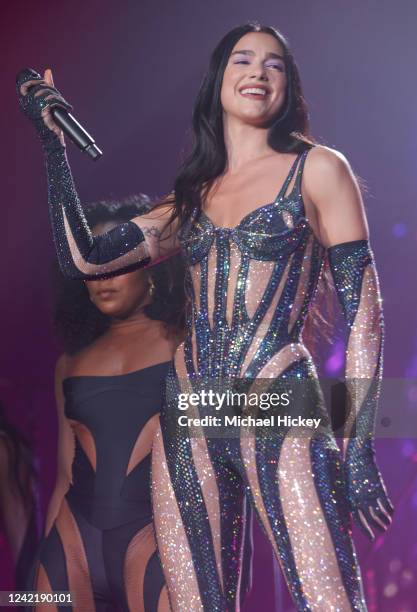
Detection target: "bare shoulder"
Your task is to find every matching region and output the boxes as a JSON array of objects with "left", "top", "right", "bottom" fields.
[
  {"left": 57, "top": 344, "right": 98, "bottom": 379},
  {"left": 304, "top": 145, "right": 354, "bottom": 186},
  {"left": 303, "top": 145, "right": 368, "bottom": 246}
]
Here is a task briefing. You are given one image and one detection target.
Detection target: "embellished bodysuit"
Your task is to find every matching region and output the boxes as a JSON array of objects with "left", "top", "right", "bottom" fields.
[{"left": 152, "top": 152, "right": 368, "bottom": 611}]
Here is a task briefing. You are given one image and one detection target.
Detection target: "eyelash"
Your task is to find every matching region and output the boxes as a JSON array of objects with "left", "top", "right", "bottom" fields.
[{"left": 234, "top": 60, "right": 284, "bottom": 72}]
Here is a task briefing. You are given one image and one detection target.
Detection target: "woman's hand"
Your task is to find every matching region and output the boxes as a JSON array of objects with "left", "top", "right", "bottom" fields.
[
  {"left": 344, "top": 440, "right": 394, "bottom": 541},
  {"left": 16, "top": 67, "right": 72, "bottom": 150}
]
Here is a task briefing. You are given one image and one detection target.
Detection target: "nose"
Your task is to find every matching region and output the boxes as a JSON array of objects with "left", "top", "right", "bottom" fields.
[
  {"left": 249, "top": 61, "right": 268, "bottom": 81},
  {"left": 92, "top": 279, "right": 116, "bottom": 291}
]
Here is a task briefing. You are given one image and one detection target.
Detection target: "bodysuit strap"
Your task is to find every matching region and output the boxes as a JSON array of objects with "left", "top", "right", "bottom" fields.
[
  {"left": 276, "top": 152, "right": 303, "bottom": 201},
  {"left": 291, "top": 148, "right": 311, "bottom": 198},
  {"left": 277, "top": 148, "right": 311, "bottom": 201}
]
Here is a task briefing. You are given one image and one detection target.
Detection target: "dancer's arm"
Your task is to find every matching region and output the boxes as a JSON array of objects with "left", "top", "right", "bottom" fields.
[
  {"left": 304, "top": 145, "right": 394, "bottom": 540},
  {"left": 44, "top": 354, "right": 74, "bottom": 537},
  {"left": 16, "top": 68, "right": 180, "bottom": 281}
]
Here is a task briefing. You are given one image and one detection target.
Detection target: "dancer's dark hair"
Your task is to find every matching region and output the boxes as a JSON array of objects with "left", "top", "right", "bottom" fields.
[{"left": 52, "top": 195, "right": 187, "bottom": 355}]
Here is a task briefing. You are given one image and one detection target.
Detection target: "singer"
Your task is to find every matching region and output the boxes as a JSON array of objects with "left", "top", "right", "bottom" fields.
[{"left": 17, "top": 22, "right": 394, "bottom": 611}]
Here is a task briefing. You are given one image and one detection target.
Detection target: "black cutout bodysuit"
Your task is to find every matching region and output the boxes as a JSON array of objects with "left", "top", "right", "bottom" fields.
[{"left": 31, "top": 362, "right": 171, "bottom": 612}]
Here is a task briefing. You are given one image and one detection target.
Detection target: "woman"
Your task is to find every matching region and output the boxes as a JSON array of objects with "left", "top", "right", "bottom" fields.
[
  {"left": 17, "top": 22, "right": 394, "bottom": 611},
  {"left": 29, "top": 196, "right": 185, "bottom": 611}
]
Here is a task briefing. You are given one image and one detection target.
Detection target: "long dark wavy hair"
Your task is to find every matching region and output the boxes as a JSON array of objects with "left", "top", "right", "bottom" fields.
[
  {"left": 53, "top": 195, "right": 187, "bottom": 355},
  {"left": 166, "top": 22, "right": 314, "bottom": 226}
]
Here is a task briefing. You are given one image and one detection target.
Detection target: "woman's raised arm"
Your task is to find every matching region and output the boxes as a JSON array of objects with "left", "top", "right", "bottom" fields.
[{"left": 16, "top": 68, "right": 180, "bottom": 280}]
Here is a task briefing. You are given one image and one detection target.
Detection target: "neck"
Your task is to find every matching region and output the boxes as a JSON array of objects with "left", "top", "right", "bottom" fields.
[
  {"left": 108, "top": 304, "right": 160, "bottom": 335},
  {"left": 222, "top": 114, "right": 274, "bottom": 173}
]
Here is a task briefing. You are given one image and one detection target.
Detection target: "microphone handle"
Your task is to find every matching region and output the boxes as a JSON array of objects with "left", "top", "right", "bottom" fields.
[{"left": 51, "top": 107, "right": 102, "bottom": 161}]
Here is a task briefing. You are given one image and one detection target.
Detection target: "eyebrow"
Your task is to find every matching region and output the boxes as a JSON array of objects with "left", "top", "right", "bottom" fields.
[{"left": 230, "top": 49, "right": 284, "bottom": 60}]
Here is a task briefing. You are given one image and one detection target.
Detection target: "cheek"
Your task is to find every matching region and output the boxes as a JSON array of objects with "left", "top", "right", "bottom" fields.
[
  {"left": 220, "top": 68, "right": 239, "bottom": 106},
  {"left": 279, "top": 73, "right": 288, "bottom": 95},
  {"left": 127, "top": 277, "right": 149, "bottom": 302},
  {"left": 271, "top": 75, "right": 288, "bottom": 108}
]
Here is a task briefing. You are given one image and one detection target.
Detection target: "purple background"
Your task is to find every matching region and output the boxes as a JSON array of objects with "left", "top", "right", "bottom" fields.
[{"left": 1, "top": 1, "right": 417, "bottom": 610}]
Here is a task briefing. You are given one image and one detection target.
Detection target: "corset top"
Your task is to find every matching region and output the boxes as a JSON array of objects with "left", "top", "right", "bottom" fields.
[
  {"left": 176, "top": 150, "right": 326, "bottom": 380},
  {"left": 62, "top": 361, "right": 171, "bottom": 528}
]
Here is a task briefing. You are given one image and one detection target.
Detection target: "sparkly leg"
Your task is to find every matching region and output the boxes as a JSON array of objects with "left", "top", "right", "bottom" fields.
[
  {"left": 205, "top": 438, "right": 248, "bottom": 611},
  {"left": 152, "top": 422, "right": 250, "bottom": 612},
  {"left": 241, "top": 427, "right": 367, "bottom": 611},
  {"left": 152, "top": 421, "right": 223, "bottom": 611}
]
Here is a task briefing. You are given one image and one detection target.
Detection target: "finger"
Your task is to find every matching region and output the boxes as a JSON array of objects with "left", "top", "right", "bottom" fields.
[
  {"left": 19, "top": 78, "right": 46, "bottom": 96},
  {"left": 40, "top": 94, "right": 62, "bottom": 108},
  {"left": 377, "top": 497, "right": 394, "bottom": 519},
  {"left": 372, "top": 506, "right": 392, "bottom": 528},
  {"left": 368, "top": 506, "right": 389, "bottom": 532},
  {"left": 355, "top": 508, "right": 375, "bottom": 541},
  {"left": 24, "top": 81, "right": 71, "bottom": 113},
  {"left": 23, "top": 82, "right": 57, "bottom": 101},
  {"left": 39, "top": 95, "right": 71, "bottom": 113},
  {"left": 37, "top": 98, "right": 70, "bottom": 130},
  {"left": 44, "top": 68, "right": 53, "bottom": 87},
  {"left": 381, "top": 495, "right": 394, "bottom": 516},
  {"left": 49, "top": 68, "right": 55, "bottom": 87},
  {"left": 360, "top": 505, "right": 386, "bottom": 535},
  {"left": 33, "top": 86, "right": 60, "bottom": 99},
  {"left": 42, "top": 108, "right": 62, "bottom": 135},
  {"left": 16, "top": 68, "right": 43, "bottom": 94}
]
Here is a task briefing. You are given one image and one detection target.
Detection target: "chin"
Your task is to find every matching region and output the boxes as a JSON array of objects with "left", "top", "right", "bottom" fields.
[
  {"left": 238, "top": 111, "right": 273, "bottom": 127},
  {"left": 96, "top": 302, "right": 119, "bottom": 316}
]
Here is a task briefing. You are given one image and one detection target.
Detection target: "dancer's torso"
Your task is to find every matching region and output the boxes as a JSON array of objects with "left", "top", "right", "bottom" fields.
[
  {"left": 62, "top": 361, "right": 171, "bottom": 529},
  {"left": 176, "top": 150, "right": 325, "bottom": 382}
]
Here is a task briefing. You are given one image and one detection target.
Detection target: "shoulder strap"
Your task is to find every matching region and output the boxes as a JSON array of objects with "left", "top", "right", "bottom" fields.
[
  {"left": 277, "top": 148, "right": 312, "bottom": 201},
  {"left": 276, "top": 152, "right": 303, "bottom": 201},
  {"left": 291, "top": 148, "right": 311, "bottom": 197}
]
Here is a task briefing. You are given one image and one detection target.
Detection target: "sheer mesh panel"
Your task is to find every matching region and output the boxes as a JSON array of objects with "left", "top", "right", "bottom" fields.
[
  {"left": 126, "top": 414, "right": 160, "bottom": 475},
  {"left": 124, "top": 523, "right": 158, "bottom": 611},
  {"left": 55, "top": 498, "right": 95, "bottom": 611},
  {"left": 151, "top": 427, "right": 204, "bottom": 611}
]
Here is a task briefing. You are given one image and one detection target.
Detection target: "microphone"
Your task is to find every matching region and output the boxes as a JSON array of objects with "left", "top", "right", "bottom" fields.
[{"left": 51, "top": 107, "right": 103, "bottom": 161}]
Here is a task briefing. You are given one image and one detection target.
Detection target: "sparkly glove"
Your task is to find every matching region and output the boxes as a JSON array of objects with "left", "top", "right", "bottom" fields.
[
  {"left": 328, "top": 239, "right": 394, "bottom": 540},
  {"left": 16, "top": 68, "right": 150, "bottom": 280},
  {"left": 16, "top": 67, "right": 72, "bottom": 153}
]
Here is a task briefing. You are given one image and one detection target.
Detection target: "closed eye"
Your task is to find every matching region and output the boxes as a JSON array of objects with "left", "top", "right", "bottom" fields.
[
  {"left": 266, "top": 63, "right": 285, "bottom": 72},
  {"left": 233, "top": 59, "right": 285, "bottom": 72}
]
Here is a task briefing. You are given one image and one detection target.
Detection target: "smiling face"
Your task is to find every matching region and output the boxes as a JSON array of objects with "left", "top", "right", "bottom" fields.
[
  {"left": 220, "top": 31, "right": 287, "bottom": 128},
  {"left": 85, "top": 221, "right": 152, "bottom": 318}
]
